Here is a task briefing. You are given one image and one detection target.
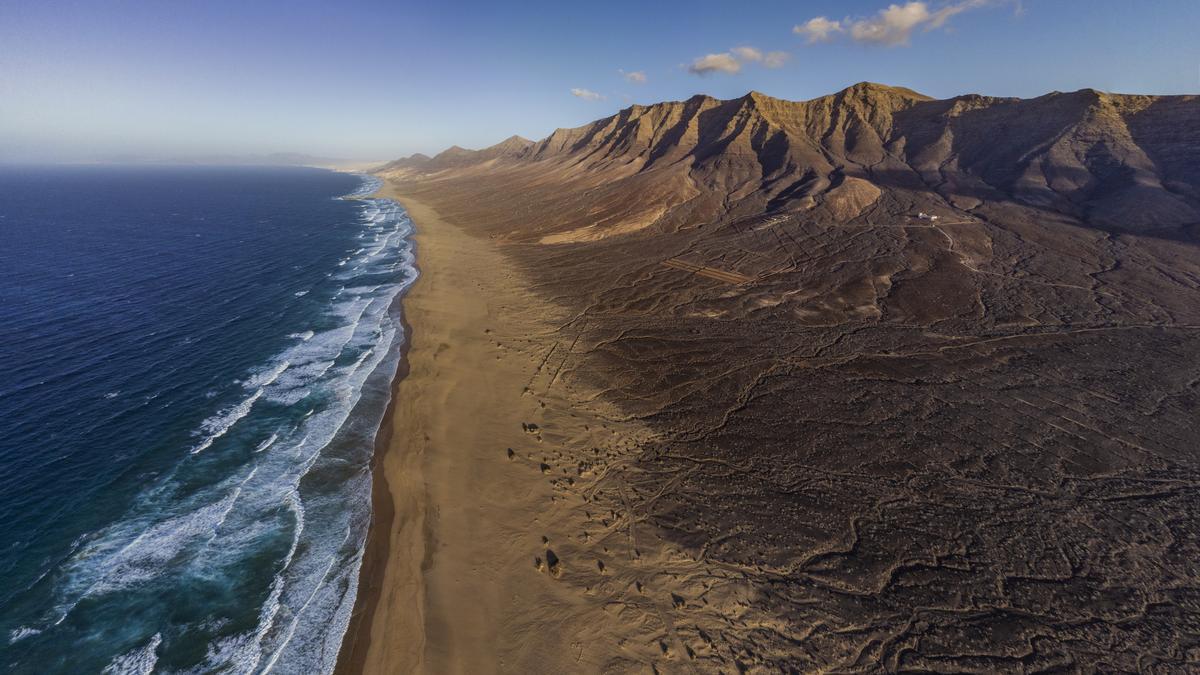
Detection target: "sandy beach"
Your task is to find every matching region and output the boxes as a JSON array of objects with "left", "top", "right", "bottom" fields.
[{"left": 336, "top": 185, "right": 674, "bottom": 673}]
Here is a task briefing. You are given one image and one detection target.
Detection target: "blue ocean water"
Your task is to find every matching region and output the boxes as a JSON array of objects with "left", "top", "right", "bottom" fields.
[{"left": 0, "top": 165, "right": 416, "bottom": 673}]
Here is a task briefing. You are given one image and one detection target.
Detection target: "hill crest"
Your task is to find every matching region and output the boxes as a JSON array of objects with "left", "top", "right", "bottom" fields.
[{"left": 378, "top": 82, "right": 1200, "bottom": 237}]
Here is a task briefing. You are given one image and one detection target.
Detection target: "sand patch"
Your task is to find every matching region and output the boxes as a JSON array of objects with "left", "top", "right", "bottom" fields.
[{"left": 539, "top": 205, "right": 668, "bottom": 245}]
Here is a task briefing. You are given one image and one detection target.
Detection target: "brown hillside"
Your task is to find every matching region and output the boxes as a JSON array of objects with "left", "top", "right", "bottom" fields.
[
  {"left": 373, "top": 83, "right": 1200, "bottom": 672},
  {"left": 382, "top": 82, "right": 1200, "bottom": 239}
]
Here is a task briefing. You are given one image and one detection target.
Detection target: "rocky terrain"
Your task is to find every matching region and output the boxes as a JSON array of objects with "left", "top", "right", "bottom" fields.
[{"left": 377, "top": 83, "right": 1200, "bottom": 672}]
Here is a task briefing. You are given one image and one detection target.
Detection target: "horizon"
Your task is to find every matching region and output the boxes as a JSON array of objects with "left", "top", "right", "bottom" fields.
[{"left": 4, "top": 0, "right": 1199, "bottom": 163}]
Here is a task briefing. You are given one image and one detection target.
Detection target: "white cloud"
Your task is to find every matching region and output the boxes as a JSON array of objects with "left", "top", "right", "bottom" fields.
[
  {"left": 763, "top": 51, "right": 790, "bottom": 68},
  {"left": 929, "top": 0, "right": 992, "bottom": 27},
  {"left": 797, "top": 1, "right": 998, "bottom": 48},
  {"left": 793, "top": 16, "right": 844, "bottom": 43},
  {"left": 619, "top": 69, "right": 647, "bottom": 84},
  {"left": 688, "top": 47, "right": 790, "bottom": 76},
  {"left": 850, "top": 2, "right": 932, "bottom": 45},
  {"left": 570, "top": 87, "right": 605, "bottom": 101},
  {"left": 688, "top": 53, "right": 742, "bottom": 75},
  {"left": 731, "top": 46, "right": 764, "bottom": 62}
]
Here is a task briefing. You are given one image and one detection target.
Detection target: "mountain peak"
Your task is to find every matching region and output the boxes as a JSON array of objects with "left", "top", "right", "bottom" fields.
[
  {"left": 740, "top": 90, "right": 780, "bottom": 105},
  {"left": 483, "top": 135, "right": 534, "bottom": 156},
  {"left": 837, "top": 81, "right": 932, "bottom": 101},
  {"left": 495, "top": 134, "right": 533, "bottom": 148}
]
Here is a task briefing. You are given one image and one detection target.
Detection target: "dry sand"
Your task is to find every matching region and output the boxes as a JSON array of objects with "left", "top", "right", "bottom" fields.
[{"left": 336, "top": 187, "right": 683, "bottom": 674}]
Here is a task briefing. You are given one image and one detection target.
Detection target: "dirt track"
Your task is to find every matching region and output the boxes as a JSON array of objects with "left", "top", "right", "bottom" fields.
[{"left": 661, "top": 258, "right": 755, "bottom": 285}]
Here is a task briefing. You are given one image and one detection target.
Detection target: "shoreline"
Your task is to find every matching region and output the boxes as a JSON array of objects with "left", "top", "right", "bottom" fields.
[
  {"left": 333, "top": 176, "right": 410, "bottom": 674},
  {"left": 333, "top": 182, "right": 663, "bottom": 673},
  {"left": 333, "top": 284, "right": 411, "bottom": 675},
  {"left": 333, "top": 183, "right": 418, "bottom": 675}
]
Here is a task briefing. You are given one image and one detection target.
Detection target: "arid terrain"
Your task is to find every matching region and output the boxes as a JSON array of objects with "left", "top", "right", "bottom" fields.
[{"left": 354, "top": 83, "right": 1200, "bottom": 673}]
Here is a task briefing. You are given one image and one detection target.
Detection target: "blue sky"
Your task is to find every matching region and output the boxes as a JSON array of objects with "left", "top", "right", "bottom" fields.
[{"left": 2, "top": 0, "right": 1198, "bottom": 162}]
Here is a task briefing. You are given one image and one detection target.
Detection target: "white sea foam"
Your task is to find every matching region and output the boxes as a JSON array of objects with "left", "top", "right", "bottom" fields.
[
  {"left": 254, "top": 433, "right": 279, "bottom": 453},
  {"left": 189, "top": 390, "right": 263, "bottom": 454},
  {"left": 191, "top": 361, "right": 290, "bottom": 454},
  {"left": 69, "top": 491, "right": 240, "bottom": 597},
  {"left": 34, "top": 174, "right": 418, "bottom": 674},
  {"left": 9, "top": 626, "right": 41, "bottom": 643},
  {"left": 102, "top": 633, "right": 162, "bottom": 675},
  {"left": 185, "top": 491, "right": 306, "bottom": 675}
]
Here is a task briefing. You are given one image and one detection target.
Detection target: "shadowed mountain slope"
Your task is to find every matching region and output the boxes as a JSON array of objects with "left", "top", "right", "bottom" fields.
[
  {"left": 376, "top": 84, "right": 1200, "bottom": 672},
  {"left": 382, "top": 83, "right": 1200, "bottom": 240}
]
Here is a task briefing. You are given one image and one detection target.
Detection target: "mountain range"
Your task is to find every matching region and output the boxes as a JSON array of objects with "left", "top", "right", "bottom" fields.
[
  {"left": 373, "top": 83, "right": 1200, "bottom": 672},
  {"left": 379, "top": 82, "right": 1200, "bottom": 240}
]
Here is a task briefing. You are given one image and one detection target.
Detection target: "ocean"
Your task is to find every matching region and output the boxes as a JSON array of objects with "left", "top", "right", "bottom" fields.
[{"left": 0, "top": 165, "right": 416, "bottom": 673}]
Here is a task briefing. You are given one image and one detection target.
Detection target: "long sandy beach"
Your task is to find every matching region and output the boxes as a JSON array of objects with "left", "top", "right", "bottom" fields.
[{"left": 335, "top": 184, "right": 671, "bottom": 673}]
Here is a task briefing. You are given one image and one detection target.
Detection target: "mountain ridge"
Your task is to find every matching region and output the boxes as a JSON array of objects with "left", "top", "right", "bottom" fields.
[{"left": 378, "top": 82, "right": 1200, "bottom": 240}]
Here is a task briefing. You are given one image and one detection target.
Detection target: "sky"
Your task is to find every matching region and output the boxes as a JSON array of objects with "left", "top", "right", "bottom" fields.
[{"left": 2, "top": 0, "right": 1198, "bottom": 162}]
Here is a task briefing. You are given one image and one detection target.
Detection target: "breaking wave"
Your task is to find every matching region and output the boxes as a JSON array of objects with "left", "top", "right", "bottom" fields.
[{"left": 4, "top": 174, "right": 416, "bottom": 673}]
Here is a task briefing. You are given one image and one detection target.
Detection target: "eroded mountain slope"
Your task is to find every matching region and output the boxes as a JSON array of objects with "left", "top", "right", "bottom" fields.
[{"left": 378, "top": 84, "right": 1200, "bottom": 672}]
